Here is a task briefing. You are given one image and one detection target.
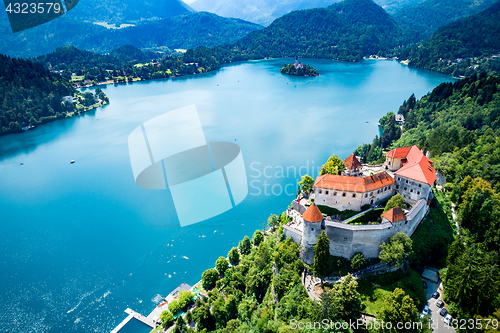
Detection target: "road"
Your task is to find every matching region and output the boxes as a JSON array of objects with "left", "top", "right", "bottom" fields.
[{"left": 423, "top": 281, "right": 456, "bottom": 333}]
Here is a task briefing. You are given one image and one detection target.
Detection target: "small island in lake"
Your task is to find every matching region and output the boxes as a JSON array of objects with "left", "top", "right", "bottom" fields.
[{"left": 280, "top": 57, "right": 319, "bottom": 76}]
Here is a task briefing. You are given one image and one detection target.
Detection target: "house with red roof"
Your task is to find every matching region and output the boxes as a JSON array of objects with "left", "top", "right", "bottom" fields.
[
  {"left": 313, "top": 171, "right": 396, "bottom": 211},
  {"left": 385, "top": 145, "right": 436, "bottom": 205}
]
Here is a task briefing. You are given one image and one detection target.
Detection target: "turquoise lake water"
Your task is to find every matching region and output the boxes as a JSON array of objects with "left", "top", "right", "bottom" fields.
[{"left": 0, "top": 58, "right": 455, "bottom": 332}]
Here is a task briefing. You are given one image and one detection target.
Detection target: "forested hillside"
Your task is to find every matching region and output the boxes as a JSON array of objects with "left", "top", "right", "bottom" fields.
[
  {"left": 66, "top": 0, "right": 194, "bottom": 25},
  {"left": 210, "top": 0, "right": 408, "bottom": 62},
  {"left": 36, "top": 45, "right": 221, "bottom": 84},
  {"left": 354, "top": 73, "right": 500, "bottom": 322},
  {"left": 0, "top": 55, "right": 76, "bottom": 136},
  {"left": 401, "top": 0, "right": 500, "bottom": 76},
  {"left": 190, "top": 0, "right": 339, "bottom": 26},
  {"left": 95, "top": 12, "right": 263, "bottom": 52},
  {"left": 190, "top": 0, "right": 426, "bottom": 25},
  {"left": 0, "top": 11, "right": 262, "bottom": 58},
  {"left": 393, "top": 0, "right": 498, "bottom": 38}
]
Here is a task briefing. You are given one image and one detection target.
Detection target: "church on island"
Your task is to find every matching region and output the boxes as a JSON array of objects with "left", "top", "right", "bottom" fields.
[{"left": 284, "top": 145, "right": 436, "bottom": 263}]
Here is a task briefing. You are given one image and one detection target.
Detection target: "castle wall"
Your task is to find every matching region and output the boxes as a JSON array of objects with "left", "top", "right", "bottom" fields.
[
  {"left": 298, "top": 198, "right": 430, "bottom": 261},
  {"left": 283, "top": 225, "right": 302, "bottom": 245},
  {"left": 395, "top": 176, "right": 432, "bottom": 205},
  {"left": 314, "top": 186, "right": 395, "bottom": 212},
  {"left": 325, "top": 222, "right": 393, "bottom": 259}
]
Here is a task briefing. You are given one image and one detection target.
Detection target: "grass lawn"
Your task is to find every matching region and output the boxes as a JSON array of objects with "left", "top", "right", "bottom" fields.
[
  {"left": 317, "top": 205, "right": 358, "bottom": 220},
  {"left": 348, "top": 208, "right": 384, "bottom": 224},
  {"left": 358, "top": 269, "right": 426, "bottom": 316},
  {"left": 71, "top": 75, "right": 84, "bottom": 82}
]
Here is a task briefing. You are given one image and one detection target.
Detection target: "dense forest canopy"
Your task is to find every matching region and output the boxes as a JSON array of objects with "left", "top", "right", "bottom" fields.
[
  {"left": 399, "top": 0, "right": 500, "bottom": 76},
  {"left": 0, "top": 12, "right": 263, "bottom": 58},
  {"left": 393, "top": 0, "right": 498, "bottom": 38},
  {"left": 354, "top": 73, "right": 500, "bottom": 323},
  {"left": 0, "top": 55, "right": 76, "bottom": 136}
]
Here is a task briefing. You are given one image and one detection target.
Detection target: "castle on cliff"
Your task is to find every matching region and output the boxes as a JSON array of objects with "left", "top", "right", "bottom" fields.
[{"left": 284, "top": 145, "right": 436, "bottom": 264}]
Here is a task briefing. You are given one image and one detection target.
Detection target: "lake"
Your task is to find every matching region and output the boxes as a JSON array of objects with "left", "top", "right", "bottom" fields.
[{"left": 0, "top": 58, "right": 454, "bottom": 332}]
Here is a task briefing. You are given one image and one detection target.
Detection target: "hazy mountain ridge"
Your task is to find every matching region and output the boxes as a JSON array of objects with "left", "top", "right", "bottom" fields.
[
  {"left": 228, "top": 0, "right": 406, "bottom": 60},
  {"left": 189, "top": 0, "right": 427, "bottom": 25},
  {"left": 403, "top": 0, "right": 500, "bottom": 76},
  {"left": 0, "top": 11, "right": 262, "bottom": 58},
  {"left": 393, "top": 0, "right": 499, "bottom": 38},
  {"left": 66, "top": 0, "right": 195, "bottom": 25}
]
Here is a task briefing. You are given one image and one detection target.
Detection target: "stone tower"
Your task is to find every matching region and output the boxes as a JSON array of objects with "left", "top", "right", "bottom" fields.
[{"left": 300, "top": 203, "right": 323, "bottom": 265}]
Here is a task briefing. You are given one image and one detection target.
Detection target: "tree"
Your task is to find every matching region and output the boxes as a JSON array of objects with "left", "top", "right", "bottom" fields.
[
  {"left": 350, "top": 252, "right": 365, "bottom": 270},
  {"left": 239, "top": 235, "right": 251, "bottom": 255},
  {"left": 267, "top": 214, "right": 279, "bottom": 229},
  {"left": 168, "top": 299, "right": 181, "bottom": 315},
  {"left": 383, "top": 194, "right": 406, "bottom": 213},
  {"left": 331, "top": 274, "right": 363, "bottom": 321},
  {"left": 320, "top": 154, "right": 345, "bottom": 175},
  {"left": 228, "top": 247, "right": 240, "bottom": 265},
  {"left": 178, "top": 290, "right": 194, "bottom": 310},
  {"left": 313, "top": 231, "right": 330, "bottom": 288},
  {"left": 377, "top": 288, "right": 418, "bottom": 332},
  {"left": 160, "top": 310, "right": 174, "bottom": 329},
  {"left": 252, "top": 229, "right": 264, "bottom": 246},
  {"left": 193, "top": 302, "right": 215, "bottom": 331},
  {"left": 298, "top": 174, "right": 314, "bottom": 194},
  {"left": 202, "top": 268, "right": 219, "bottom": 290},
  {"left": 172, "top": 315, "right": 187, "bottom": 333},
  {"left": 215, "top": 256, "right": 229, "bottom": 276},
  {"left": 379, "top": 232, "right": 413, "bottom": 270}
]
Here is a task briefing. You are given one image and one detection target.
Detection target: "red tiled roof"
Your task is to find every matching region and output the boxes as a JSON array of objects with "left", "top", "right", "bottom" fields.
[
  {"left": 386, "top": 146, "right": 412, "bottom": 159},
  {"left": 302, "top": 204, "right": 323, "bottom": 223},
  {"left": 393, "top": 146, "right": 436, "bottom": 185},
  {"left": 344, "top": 154, "right": 362, "bottom": 170},
  {"left": 381, "top": 207, "right": 405, "bottom": 223},
  {"left": 314, "top": 171, "right": 395, "bottom": 193}
]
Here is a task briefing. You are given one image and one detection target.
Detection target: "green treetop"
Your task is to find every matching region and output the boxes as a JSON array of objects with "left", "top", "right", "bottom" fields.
[
  {"left": 252, "top": 229, "right": 264, "bottom": 246},
  {"left": 379, "top": 232, "right": 413, "bottom": 270},
  {"left": 377, "top": 288, "right": 418, "bottom": 332},
  {"left": 215, "top": 256, "right": 229, "bottom": 276},
  {"left": 228, "top": 247, "right": 240, "bottom": 265},
  {"left": 320, "top": 154, "right": 346, "bottom": 175},
  {"left": 202, "top": 268, "right": 219, "bottom": 290},
  {"left": 313, "top": 231, "right": 330, "bottom": 287},
  {"left": 298, "top": 174, "right": 315, "bottom": 194},
  {"left": 239, "top": 235, "right": 251, "bottom": 255},
  {"left": 383, "top": 193, "right": 406, "bottom": 213}
]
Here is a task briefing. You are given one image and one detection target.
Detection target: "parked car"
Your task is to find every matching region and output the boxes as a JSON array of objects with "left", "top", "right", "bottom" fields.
[
  {"left": 440, "top": 308, "right": 448, "bottom": 316},
  {"left": 436, "top": 300, "right": 444, "bottom": 308},
  {"left": 432, "top": 291, "right": 440, "bottom": 299},
  {"left": 420, "top": 305, "right": 430, "bottom": 318},
  {"left": 423, "top": 281, "right": 427, "bottom": 289},
  {"left": 444, "top": 314, "right": 453, "bottom": 326}
]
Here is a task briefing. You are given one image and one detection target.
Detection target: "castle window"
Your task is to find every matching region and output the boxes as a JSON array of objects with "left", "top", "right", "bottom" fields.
[
  {"left": 325, "top": 191, "right": 329, "bottom": 195},
  {"left": 342, "top": 193, "right": 346, "bottom": 197},
  {"left": 334, "top": 192, "right": 337, "bottom": 196},
  {"left": 419, "top": 184, "right": 422, "bottom": 188},
  {"left": 404, "top": 187, "right": 407, "bottom": 191},
  {"left": 396, "top": 185, "right": 399, "bottom": 189},
  {"left": 410, "top": 189, "right": 413, "bottom": 193},
  {"left": 344, "top": 237, "right": 348, "bottom": 240},
  {"left": 319, "top": 190, "right": 322, "bottom": 194},
  {"left": 352, "top": 194, "right": 356, "bottom": 198},
  {"left": 405, "top": 180, "right": 408, "bottom": 184},
  {"left": 364, "top": 194, "right": 367, "bottom": 198},
  {"left": 370, "top": 192, "right": 373, "bottom": 196},
  {"left": 377, "top": 190, "right": 380, "bottom": 194},
  {"left": 417, "top": 191, "right": 420, "bottom": 195},
  {"left": 311, "top": 228, "right": 314, "bottom": 231}
]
